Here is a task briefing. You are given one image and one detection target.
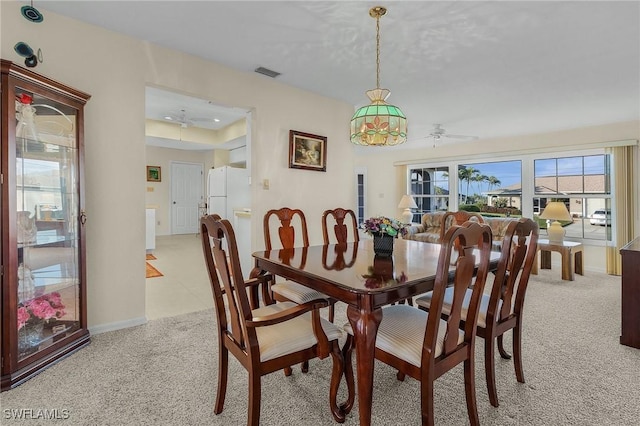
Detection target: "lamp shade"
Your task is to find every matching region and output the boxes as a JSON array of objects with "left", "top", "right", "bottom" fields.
[
  {"left": 398, "top": 195, "right": 418, "bottom": 209},
  {"left": 540, "top": 202, "right": 571, "bottom": 244},
  {"left": 350, "top": 89, "right": 408, "bottom": 146},
  {"left": 539, "top": 202, "right": 571, "bottom": 221},
  {"left": 398, "top": 195, "right": 417, "bottom": 224}
]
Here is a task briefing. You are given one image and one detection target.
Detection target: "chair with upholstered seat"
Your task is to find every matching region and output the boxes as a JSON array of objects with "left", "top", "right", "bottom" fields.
[
  {"left": 200, "top": 214, "right": 349, "bottom": 425},
  {"left": 263, "top": 207, "right": 336, "bottom": 324},
  {"left": 321, "top": 208, "right": 360, "bottom": 245},
  {"left": 416, "top": 217, "right": 539, "bottom": 407},
  {"left": 342, "top": 221, "right": 493, "bottom": 425}
]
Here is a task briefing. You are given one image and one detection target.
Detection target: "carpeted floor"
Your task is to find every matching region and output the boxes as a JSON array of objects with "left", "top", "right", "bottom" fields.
[{"left": 2, "top": 269, "right": 639, "bottom": 425}]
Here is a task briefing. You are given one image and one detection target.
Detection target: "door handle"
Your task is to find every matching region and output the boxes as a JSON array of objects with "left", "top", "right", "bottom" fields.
[{"left": 173, "top": 201, "right": 176, "bottom": 204}]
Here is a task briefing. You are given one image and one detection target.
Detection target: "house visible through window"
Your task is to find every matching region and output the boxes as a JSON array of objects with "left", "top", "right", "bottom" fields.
[
  {"left": 534, "top": 154, "right": 610, "bottom": 241},
  {"left": 459, "top": 160, "right": 522, "bottom": 214}
]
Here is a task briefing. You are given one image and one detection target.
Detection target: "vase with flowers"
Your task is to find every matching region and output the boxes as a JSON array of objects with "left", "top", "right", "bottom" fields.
[
  {"left": 17, "top": 292, "right": 66, "bottom": 357},
  {"left": 362, "top": 216, "right": 408, "bottom": 256}
]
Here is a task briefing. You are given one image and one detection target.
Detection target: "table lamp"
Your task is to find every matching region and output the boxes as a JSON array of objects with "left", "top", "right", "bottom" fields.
[
  {"left": 398, "top": 195, "right": 418, "bottom": 224},
  {"left": 539, "top": 201, "right": 572, "bottom": 244}
]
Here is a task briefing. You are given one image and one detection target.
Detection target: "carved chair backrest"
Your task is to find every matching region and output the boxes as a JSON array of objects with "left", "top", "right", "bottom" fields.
[
  {"left": 425, "top": 221, "right": 493, "bottom": 359},
  {"left": 486, "top": 217, "right": 539, "bottom": 326},
  {"left": 322, "top": 208, "right": 360, "bottom": 244},
  {"left": 201, "top": 214, "right": 258, "bottom": 359},
  {"left": 263, "top": 207, "right": 309, "bottom": 250}
]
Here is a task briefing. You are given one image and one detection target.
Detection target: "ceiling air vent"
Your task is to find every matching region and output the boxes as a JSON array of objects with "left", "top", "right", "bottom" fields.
[{"left": 254, "top": 66, "right": 281, "bottom": 78}]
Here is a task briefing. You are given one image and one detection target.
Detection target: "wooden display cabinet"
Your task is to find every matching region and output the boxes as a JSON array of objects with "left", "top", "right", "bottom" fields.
[{"left": 1, "top": 60, "right": 91, "bottom": 390}]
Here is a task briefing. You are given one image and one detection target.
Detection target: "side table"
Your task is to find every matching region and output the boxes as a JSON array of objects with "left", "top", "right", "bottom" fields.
[{"left": 531, "top": 239, "right": 584, "bottom": 281}]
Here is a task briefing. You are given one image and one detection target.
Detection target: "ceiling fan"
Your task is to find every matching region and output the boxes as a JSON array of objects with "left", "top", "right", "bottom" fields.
[
  {"left": 163, "top": 109, "right": 218, "bottom": 128},
  {"left": 428, "top": 124, "right": 478, "bottom": 145},
  {"left": 405, "top": 124, "right": 478, "bottom": 147},
  {"left": 163, "top": 109, "right": 194, "bottom": 128}
]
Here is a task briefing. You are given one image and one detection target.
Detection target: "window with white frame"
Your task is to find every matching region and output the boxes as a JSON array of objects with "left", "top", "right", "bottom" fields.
[
  {"left": 458, "top": 160, "right": 523, "bottom": 214},
  {"left": 409, "top": 166, "right": 450, "bottom": 223},
  {"left": 355, "top": 167, "right": 367, "bottom": 225},
  {"left": 534, "top": 153, "right": 611, "bottom": 241},
  {"left": 406, "top": 148, "right": 614, "bottom": 244}
]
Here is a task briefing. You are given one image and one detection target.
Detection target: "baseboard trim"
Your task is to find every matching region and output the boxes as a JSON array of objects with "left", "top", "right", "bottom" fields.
[{"left": 88, "top": 316, "right": 147, "bottom": 335}]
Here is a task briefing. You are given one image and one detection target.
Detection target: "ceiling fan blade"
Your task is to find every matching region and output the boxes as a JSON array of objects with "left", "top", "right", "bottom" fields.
[{"left": 444, "top": 134, "right": 478, "bottom": 140}]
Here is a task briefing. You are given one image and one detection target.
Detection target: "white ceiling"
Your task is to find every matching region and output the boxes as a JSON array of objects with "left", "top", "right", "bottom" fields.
[{"left": 35, "top": 1, "right": 640, "bottom": 150}]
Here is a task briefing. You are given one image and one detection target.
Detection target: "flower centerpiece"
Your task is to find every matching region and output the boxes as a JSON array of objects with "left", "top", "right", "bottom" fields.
[
  {"left": 363, "top": 216, "right": 408, "bottom": 256},
  {"left": 18, "top": 292, "right": 66, "bottom": 357}
]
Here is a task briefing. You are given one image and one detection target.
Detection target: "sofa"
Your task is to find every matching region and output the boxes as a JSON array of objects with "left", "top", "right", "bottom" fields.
[
  {"left": 405, "top": 211, "right": 447, "bottom": 243},
  {"left": 405, "top": 211, "right": 519, "bottom": 249}
]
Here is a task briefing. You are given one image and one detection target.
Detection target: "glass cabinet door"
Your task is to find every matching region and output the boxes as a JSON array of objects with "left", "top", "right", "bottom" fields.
[{"left": 15, "top": 87, "right": 81, "bottom": 361}]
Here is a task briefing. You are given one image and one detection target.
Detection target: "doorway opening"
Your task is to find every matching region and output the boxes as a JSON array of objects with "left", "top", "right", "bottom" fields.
[{"left": 144, "top": 86, "right": 253, "bottom": 320}]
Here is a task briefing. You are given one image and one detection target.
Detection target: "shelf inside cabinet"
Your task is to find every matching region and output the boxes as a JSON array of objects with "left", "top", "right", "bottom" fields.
[
  {"left": 18, "top": 320, "right": 81, "bottom": 362},
  {"left": 20, "top": 232, "right": 76, "bottom": 246},
  {"left": 16, "top": 136, "right": 77, "bottom": 156}
]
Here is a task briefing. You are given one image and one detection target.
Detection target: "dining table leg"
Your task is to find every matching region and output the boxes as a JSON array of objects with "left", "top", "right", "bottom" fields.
[{"left": 347, "top": 304, "right": 383, "bottom": 426}]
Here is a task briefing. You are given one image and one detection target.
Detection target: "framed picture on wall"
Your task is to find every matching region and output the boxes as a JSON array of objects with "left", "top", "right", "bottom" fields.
[
  {"left": 289, "top": 130, "right": 327, "bottom": 172},
  {"left": 147, "top": 166, "right": 161, "bottom": 182}
]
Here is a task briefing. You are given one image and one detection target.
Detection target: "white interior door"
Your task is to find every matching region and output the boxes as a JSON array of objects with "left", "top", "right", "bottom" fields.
[{"left": 171, "top": 162, "right": 203, "bottom": 234}]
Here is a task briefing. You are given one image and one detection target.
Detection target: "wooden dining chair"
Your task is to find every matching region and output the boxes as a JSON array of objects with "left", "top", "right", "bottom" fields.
[
  {"left": 342, "top": 221, "right": 493, "bottom": 426},
  {"left": 321, "top": 208, "right": 360, "bottom": 244},
  {"left": 263, "top": 207, "right": 336, "bottom": 324},
  {"left": 440, "top": 210, "right": 485, "bottom": 242},
  {"left": 416, "top": 217, "right": 539, "bottom": 407},
  {"left": 200, "top": 214, "right": 349, "bottom": 425}
]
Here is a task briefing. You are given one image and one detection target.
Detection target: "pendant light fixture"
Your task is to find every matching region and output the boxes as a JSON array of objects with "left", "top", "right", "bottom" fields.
[{"left": 350, "top": 6, "right": 407, "bottom": 146}]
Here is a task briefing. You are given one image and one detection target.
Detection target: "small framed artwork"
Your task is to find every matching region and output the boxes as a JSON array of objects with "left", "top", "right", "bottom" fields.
[
  {"left": 289, "top": 130, "right": 327, "bottom": 172},
  {"left": 146, "top": 166, "right": 161, "bottom": 182}
]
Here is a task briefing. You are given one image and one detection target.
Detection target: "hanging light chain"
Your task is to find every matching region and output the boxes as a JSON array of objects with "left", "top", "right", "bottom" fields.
[
  {"left": 369, "top": 6, "right": 386, "bottom": 89},
  {"left": 375, "top": 14, "right": 381, "bottom": 89}
]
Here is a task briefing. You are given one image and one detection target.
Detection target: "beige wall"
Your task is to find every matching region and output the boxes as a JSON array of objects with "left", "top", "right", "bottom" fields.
[{"left": 2, "top": 2, "right": 356, "bottom": 332}]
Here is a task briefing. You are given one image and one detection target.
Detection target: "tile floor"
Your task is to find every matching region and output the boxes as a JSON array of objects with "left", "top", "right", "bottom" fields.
[
  {"left": 145, "top": 233, "right": 608, "bottom": 321},
  {"left": 145, "top": 234, "right": 214, "bottom": 320}
]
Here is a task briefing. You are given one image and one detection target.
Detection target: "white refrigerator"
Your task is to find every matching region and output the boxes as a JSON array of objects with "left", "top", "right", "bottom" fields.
[
  {"left": 207, "top": 166, "right": 250, "bottom": 219},
  {"left": 206, "top": 166, "right": 252, "bottom": 277}
]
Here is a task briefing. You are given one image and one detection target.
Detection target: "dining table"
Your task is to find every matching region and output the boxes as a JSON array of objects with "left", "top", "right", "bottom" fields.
[{"left": 251, "top": 238, "right": 499, "bottom": 426}]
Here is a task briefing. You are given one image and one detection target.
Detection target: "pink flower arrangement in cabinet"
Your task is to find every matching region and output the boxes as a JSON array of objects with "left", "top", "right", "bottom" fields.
[{"left": 17, "top": 292, "right": 66, "bottom": 330}]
